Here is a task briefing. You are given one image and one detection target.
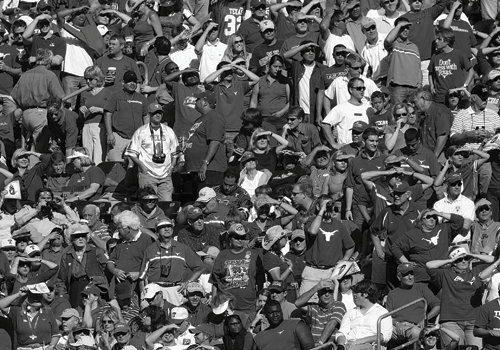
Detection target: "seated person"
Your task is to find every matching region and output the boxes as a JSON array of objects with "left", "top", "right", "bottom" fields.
[{"left": 131, "top": 187, "right": 166, "bottom": 235}]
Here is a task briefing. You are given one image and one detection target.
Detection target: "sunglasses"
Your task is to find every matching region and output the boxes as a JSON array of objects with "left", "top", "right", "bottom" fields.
[
  {"left": 401, "top": 25, "right": 411, "bottom": 31},
  {"left": 287, "top": 118, "right": 297, "bottom": 122},
  {"left": 256, "top": 135, "right": 268, "bottom": 141},
  {"left": 395, "top": 113, "right": 407, "bottom": 117},
  {"left": 297, "top": 19, "right": 308, "bottom": 24},
  {"left": 143, "top": 198, "right": 157, "bottom": 203},
  {"left": 19, "top": 262, "right": 31, "bottom": 267},
  {"left": 401, "top": 271, "right": 414, "bottom": 277},
  {"left": 234, "top": 39, "right": 243, "bottom": 44},
  {"left": 263, "top": 29, "right": 274, "bottom": 34},
  {"left": 230, "top": 235, "right": 249, "bottom": 241},
  {"left": 424, "top": 215, "right": 438, "bottom": 220},
  {"left": 353, "top": 86, "right": 366, "bottom": 91},
  {"left": 449, "top": 181, "right": 462, "bottom": 187},
  {"left": 292, "top": 238, "right": 305, "bottom": 243},
  {"left": 365, "top": 25, "right": 376, "bottom": 31},
  {"left": 255, "top": 4, "right": 266, "bottom": 10},
  {"left": 448, "top": 93, "right": 460, "bottom": 98},
  {"left": 115, "top": 332, "right": 129, "bottom": 337},
  {"left": 478, "top": 205, "right": 491, "bottom": 212},
  {"left": 349, "top": 65, "right": 363, "bottom": 71},
  {"left": 393, "top": 191, "right": 407, "bottom": 197},
  {"left": 456, "top": 256, "right": 472, "bottom": 263},
  {"left": 302, "top": 46, "right": 315, "bottom": 53},
  {"left": 382, "top": 0, "right": 396, "bottom": 4}
]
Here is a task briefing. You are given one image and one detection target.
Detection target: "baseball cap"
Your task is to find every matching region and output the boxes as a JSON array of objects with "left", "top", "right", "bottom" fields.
[
  {"left": 228, "top": 223, "right": 247, "bottom": 236},
  {"left": 123, "top": 70, "right": 138, "bottom": 83},
  {"left": 350, "top": 120, "right": 369, "bottom": 132},
  {"left": 476, "top": 198, "right": 492, "bottom": 210},
  {"left": 37, "top": 0, "right": 52, "bottom": 9},
  {"left": 170, "top": 307, "right": 189, "bottom": 324},
  {"left": 488, "top": 70, "right": 500, "bottom": 81},
  {"left": 262, "top": 225, "right": 291, "bottom": 250},
  {"left": 291, "top": 229, "right": 305, "bottom": 240},
  {"left": 156, "top": 218, "right": 173, "bottom": 230},
  {"left": 239, "top": 151, "right": 257, "bottom": 164},
  {"left": 186, "top": 282, "right": 204, "bottom": 294},
  {"left": 251, "top": 0, "right": 266, "bottom": 7},
  {"left": 197, "top": 246, "right": 220, "bottom": 258},
  {"left": 397, "top": 262, "right": 414, "bottom": 275},
  {"left": 70, "top": 336, "right": 96, "bottom": 348},
  {"left": 142, "top": 283, "right": 162, "bottom": 299},
  {"left": 361, "top": 17, "right": 376, "bottom": 29},
  {"left": 115, "top": 282, "right": 132, "bottom": 300},
  {"left": 448, "top": 245, "right": 471, "bottom": 260},
  {"left": 193, "top": 91, "right": 216, "bottom": 105},
  {"left": 60, "top": 308, "right": 80, "bottom": 319},
  {"left": 471, "top": 83, "right": 490, "bottom": 101},
  {"left": 25, "top": 244, "right": 40, "bottom": 256},
  {"left": 80, "top": 284, "right": 101, "bottom": 297},
  {"left": 260, "top": 19, "right": 275, "bottom": 32},
  {"left": 268, "top": 280, "right": 285, "bottom": 292},
  {"left": 189, "top": 323, "right": 216, "bottom": 337},
  {"left": 147, "top": 103, "right": 163, "bottom": 114},
  {"left": 67, "top": 151, "right": 90, "bottom": 159},
  {"left": 196, "top": 187, "right": 217, "bottom": 203},
  {"left": 0, "top": 238, "right": 15, "bottom": 249},
  {"left": 113, "top": 322, "right": 130, "bottom": 334},
  {"left": 332, "top": 150, "right": 355, "bottom": 161},
  {"left": 187, "top": 207, "right": 204, "bottom": 220},
  {"left": 393, "top": 181, "right": 410, "bottom": 193},
  {"left": 97, "top": 24, "right": 111, "bottom": 36},
  {"left": 212, "top": 300, "right": 229, "bottom": 315},
  {"left": 446, "top": 172, "right": 463, "bottom": 184}
]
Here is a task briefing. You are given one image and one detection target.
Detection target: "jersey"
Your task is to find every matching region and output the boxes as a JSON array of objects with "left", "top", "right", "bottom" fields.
[{"left": 212, "top": 0, "right": 246, "bottom": 44}]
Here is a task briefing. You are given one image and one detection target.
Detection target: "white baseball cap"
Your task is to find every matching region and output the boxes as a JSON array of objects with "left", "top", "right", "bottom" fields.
[{"left": 0, "top": 238, "right": 15, "bottom": 249}]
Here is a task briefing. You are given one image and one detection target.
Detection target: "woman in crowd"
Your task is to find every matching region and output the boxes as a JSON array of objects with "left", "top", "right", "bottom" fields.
[
  {"left": 58, "top": 224, "right": 106, "bottom": 307},
  {"left": 385, "top": 103, "right": 416, "bottom": 153},
  {"left": 96, "top": 308, "right": 120, "bottom": 350},
  {"left": 249, "top": 128, "right": 288, "bottom": 174},
  {"left": 9, "top": 249, "right": 58, "bottom": 294},
  {"left": 238, "top": 152, "right": 270, "bottom": 197},
  {"left": 80, "top": 66, "right": 112, "bottom": 165},
  {"left": 0, "top": 286, "right": 60, "bottom": 350},
  {"left": 426, "top": 246, "right": 494, "bottom": 347},
  {"left": 322, "top": 151, "right": 353, "bottom": 202},
  {"left": 222, "top": 34, "right": 250, "bottom": 65},
  {"left": 250, "top": 55, "right": 290, "bottom": 133},
  {"left": 9, "top": 149, "right": 46, "bottom": 202},
  {"left": 65, "top": 147, "right": 106, "bottom": 202},
  {"left": 131, "top": 186, "right": 166, "bottom": 234},
  {"left": 223, "top": 314, "right": 255, "bottom": 350},
  {"left": 419, "top": 325, "right": 460, "bottom": 350},
  {"left": 262, "top": 225, "right": 296, "bottom": 302},
  {"left": 445, "top": 89, "right": 469, "bottom": 118},
  {"left": 248, "top": 289, "right": 270, "bottom": 334},
  {"left": 157, "top": 0, "right": 200, "bottom": 39}
]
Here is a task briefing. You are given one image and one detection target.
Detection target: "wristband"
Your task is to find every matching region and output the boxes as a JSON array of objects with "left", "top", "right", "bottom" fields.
[{"left": 346, "top": 209, "right": 352, "bottom": 212}]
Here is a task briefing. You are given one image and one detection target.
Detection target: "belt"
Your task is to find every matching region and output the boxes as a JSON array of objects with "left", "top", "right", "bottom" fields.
[
  {"left": 450, "top": 240, "right": 470, "bottom": 247},
  {"left": 306, "top": 262, "right": 334, "bottom": 270},
  {"left": 156, "top": 281, "right": 179, "bottom": 287},
  {"left": 19, "top": 344, "right": 43, "bottom": 349}
]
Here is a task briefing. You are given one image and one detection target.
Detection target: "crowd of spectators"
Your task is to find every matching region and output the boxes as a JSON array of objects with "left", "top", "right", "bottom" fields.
[{"left": 4, "top": 0, "right": 500, "bottom": 350}]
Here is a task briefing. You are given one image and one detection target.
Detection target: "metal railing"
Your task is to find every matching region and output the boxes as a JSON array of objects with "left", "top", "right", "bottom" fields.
[{"left": 377, "top": 297, "right": 428, "bottom": 350}]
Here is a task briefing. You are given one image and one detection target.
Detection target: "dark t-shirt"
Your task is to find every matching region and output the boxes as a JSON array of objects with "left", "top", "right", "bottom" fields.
[
  {"left": 47, "top": 108, "right": 79, "bottom": 150},
  {"left": 0, "top": 44, "right": 20, "bottom": 94},
  {"left": 317, "top": 64, "right": 348, "bottom": 91},
  {"left": 253, "top": 147, "right": 278, "bottom": 173},
  {"left": 250, "top": 40, "right": 284, "bottom": 76},
  {"left": 96, "top": 55, "right": 142, "bottom": 92},
  {"left": 80, "top": 87, "right": 113, "bottom": 124},
  {"left": 104, "top": 90, "right": 148, "bottom": 139},
  {"left": 184, "top": 110, "right": 227, "bottom": 173},
  {"left": 214, "top": 80, "right": 251, "bottom": 132},
  {"left": 475, "top": 298, "right": 500, "bottom": 350},
  {"left": 171, "top": 82, "right": 202, "bottom": 135},
  {"left": 29, "top": 34, "right": 66, "bottom": 79},
  {"left": 65, "top": 166, "right": 106, "bottom": 200}
]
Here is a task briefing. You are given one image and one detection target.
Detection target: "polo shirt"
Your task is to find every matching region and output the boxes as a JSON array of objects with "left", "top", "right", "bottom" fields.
[
  {"left": 214, "top": 80, "right": 251, "bottom": 132},
  {"left": 338, "top": 303, "right": 393, "bottom": 343},
  {"left": 385, "top": 38, "right": 421, "bottom": 87},
  {"left": 139, "top": 240, "right": 205, "bottom": 283},
  {"left": 8, "top": 307, "right": 59, "bottom": 347},
  {"left": 451, "top": 106, "right": 500, "bottom": 149},
  {"left": 280, "top": 31, "right": 321, "bottom": 62},
  {"left": 199, "top": 39, "right": 228, "bottom": 82},
  {"left": 29, "top": 35, "right": 66, "bottom": 77},
  {"left": 108, "top": 231, "right": 154, "bottom": 272},
  {"left": 433, "top": 194, "right": 475, "bottom": 241},
  {"left": 324, "top": 75, "right": 379, "bottom": 106},
  {"left": 470, "top": 219, "right": 500, "bottom": 255},
  {"left": 394, "top": 143, "right": 441, "bottom": 177},
  {"left": 420, "top": 102, "right": 453, "bottom": 153},
  {"left": 361, "top": 34, "right": 387, "bottom": 74},
  {"left": 286, "top": 123, "right": 321, "bottom": 154},
  {"left": 307, "top": 301, "right": 346, "bottom": 343},
  {"left": 96, "top": 54, "right": 142, "bottom": 92},
  {"left": 170, "top": 43, "right": 198, "bottom": 71},
  {"left": 177, "top": 224, "right": 222, "bottom": 252},
  {"left": 104, "top": 90, "right": 148, "bottom": 139}
]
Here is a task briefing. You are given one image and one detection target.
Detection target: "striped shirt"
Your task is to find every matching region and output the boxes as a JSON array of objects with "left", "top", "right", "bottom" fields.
[
  {"left": 450, "top": 107, "right": 500, "bottom": 149},
  {"left": 307, "top": 301, "right": 347, "bottom": 343}
]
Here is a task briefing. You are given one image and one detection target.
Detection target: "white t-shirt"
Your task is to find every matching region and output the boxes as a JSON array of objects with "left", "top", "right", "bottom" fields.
[
  {"left": 60, "top": 25, "right": 93, "bottom": 77},
  {"left": 433, "top": 194, "right": 476, "bottom": 242},
  {"left": 325, "top": 75, "right": 379, "bottom": 106},
  {"left": 361, "top": 34, "right": 388, "bottom": 74},
  {"left": 170, "top": 43, "right": 198, "bottom": 71},
  {"left": 323, "top": 33, "right": 355, "bottom": 67},
  {"left": 299, "top": 63, "right": 315, "bottom": 114},
  {"left": 323, "top": 100, "right": 370, "bottom": 144}
]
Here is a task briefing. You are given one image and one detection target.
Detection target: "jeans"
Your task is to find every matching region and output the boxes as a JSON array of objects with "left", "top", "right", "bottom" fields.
[
  {"left": 441, "top": 320, "right": 482, "bottom": 347},
  {"left": 82, "top": 123, "right": 106, "bottom": 165},
  {"left": 62, "top": 73, "right": 87, "bottom": 110},
  {"left": 389, "top": 85, "right": 417, "bottom": 104},
  {"left": 138, "top": 172, "right": 174, "bottom": 201},
  {"left": 487, "top": 187, "right": 500, "bottom": 222}
]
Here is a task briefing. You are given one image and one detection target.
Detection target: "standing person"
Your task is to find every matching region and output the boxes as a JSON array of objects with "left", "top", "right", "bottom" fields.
[
  {"left": 320, "top": 9, "right": 356, "bottom": 67},
  {"left": 429, "top": 27, "right": 473, "bottom": 104},
  {"left": 426, "top": 246, "right": 494, "bottom": 347},
  {"left": 249, "top": 20, "right": 284, "bottom": 77},
  {"left": 254, "top": 300, "right": 315, "bottom": 350},
  {"left": 126, "top": 103, "right": 178, "bottom": 201},
  {"left": 79, "top": 65, "right": 112, "bottom": 165},
  {"left": 104, "top": 70, "right": 149, "bottom": 161},
  {"left": 280, "top": 12, "right": 321, "bottom": 63},
  {"left": 0, "top": 23, "right": 21, "bottom": 117},
  {"left": 184, "top": 91, "right": 227, "bottom": 191},
  {"left": 474, "top": 279, "right": 500, "bottom": 349},
  {"left": 96, "top": 35, "right": 142, "bottom": 92},
  {"left": 237, "top": 0, "right": 267, "bottom": 54},
  {"left": 384, "top": 17, "right": 422, "bottom": 104},
  {"left": 210, "top": 223, "right": 265, "bottom": 327},
  {"left": 440, "top": 0, "right": 476, "bottom": 60},
  {"left": 195, "top": 21, "right": 228, "bottom": 82},
  {"left": 211, "top": 0, "right": 247, "bottom": 44},
  {"left": 412, "top": 88, "right": 452, "bottom": 161}
]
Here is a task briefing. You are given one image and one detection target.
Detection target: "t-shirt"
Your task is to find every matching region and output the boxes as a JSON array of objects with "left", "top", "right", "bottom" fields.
[
  {"left": 317, "top": 65, "right": 349, "bottom": 91},
  {"left": 429, "top": 48, "right": 471, "bottom": 103},
  {"left": 184, "top": 110, "right": 227, "bottom": 173},
  {"left": 209, "top": 248, "right": 265, "bottom": 311},
  {"left": 47, "top": 108, "right": 79, "bottom": 151},
  {"left": 104, "top": 90, "right": 148, "bottom": 139},
  {"left": 30, "top": 34, "right": 66, "bottom": 79},
  {"left": 475, "top": 298, "right": 500, "bottom": 350},
  {"left": 280, "top": 32, "right": 321, "bottom": 62},
  {"left": 262, "top": 250, "right": 295, "bottom": 285},
  {"left": 438, "top": 19, "right": 476, "bottom": 59},
  {"left": 211, "top": 0, "right": 245, "bottom": 44},
  {"left": 80, "top": 88, "right": 113, "bottom": 124},
  {"left": 237, "top": 17, "right": 264, "bottom": 54},
  {"left": 386, "top": 284, "right": 440, "bottom": 324},
  {"left": 0, "top": 44, "right": 21, "bottom": 94},
  {"left": 250, "top": 40, "right": 284, "bottom": 76},
  {"left": 322, "top": 101, "right": 370, "bottom": 144},
  {"left": 323, "top": 34, "right": 355, "bottom": 67},
  {"left": 171, "top": 82, "right": 202, "bottom": 135},
  {"left": 65, "top": 166, "right": 106, "bottom": 200},
  {"left": 253, "top": 147, "right": 278, "bottom": 173},
  {"left": 96, "top": 55, "right": 142, "bottom": 92}
]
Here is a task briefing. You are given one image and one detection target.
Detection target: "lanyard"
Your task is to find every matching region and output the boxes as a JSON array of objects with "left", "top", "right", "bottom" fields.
[{"left": 150, "top": 124, "right": 164, "bottom": 156}]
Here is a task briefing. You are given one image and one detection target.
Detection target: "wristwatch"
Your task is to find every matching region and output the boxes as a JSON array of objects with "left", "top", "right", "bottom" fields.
[{"left": 203, "top": 159, "right": 210, "bottom": 166}]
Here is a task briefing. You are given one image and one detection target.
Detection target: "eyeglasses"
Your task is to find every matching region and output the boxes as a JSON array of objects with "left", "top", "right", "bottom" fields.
[
  {"left": 353, "top": 86, "right": 366, "bottom": 91},
  {"left": 365, "top": 25, "right": 376, "bottom": 31},
  {"left": 349, "top": 65, "right": 363, "bottom": 71},
  {"left": 449, "top": 181, "right": 462, "bottom": 187},
  {"left": 424, "top": 215, "right": 438, "bottom": 220},
  {"left": 456, "top": 256, "right": 472, "bottom": 263},
  {"left": 395, "top": 113, "right": 407, "bottom": 117},
  {"left": 478, "top": 205, "right": 491, "bottom": 212},
  {"left": 293, "top": 238, "right": 305, "bottom": 243},
  {"left": 234, "top": 39, "right": 243, "bottom": 44}
]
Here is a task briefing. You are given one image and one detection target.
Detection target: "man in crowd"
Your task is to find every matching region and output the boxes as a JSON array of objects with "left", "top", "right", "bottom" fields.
[{"left": 212, "top": 168, "right": 251, "bottom": 208}]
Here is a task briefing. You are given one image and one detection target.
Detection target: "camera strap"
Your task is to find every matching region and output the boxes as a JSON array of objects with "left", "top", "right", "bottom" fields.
[{"left": 150, "top": 124, "right": 164, "bottom": 156}]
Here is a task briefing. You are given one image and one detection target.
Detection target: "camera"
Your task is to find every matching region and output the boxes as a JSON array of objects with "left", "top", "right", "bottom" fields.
[
  {"left": 39, "top": 201, "right": 58, "bottom": 219},
  {"left": 152, "top": 154, "right": 166, "bottom": 164},
  {"left": 160, "top": 263, "right": 171, "bottom": 277}
]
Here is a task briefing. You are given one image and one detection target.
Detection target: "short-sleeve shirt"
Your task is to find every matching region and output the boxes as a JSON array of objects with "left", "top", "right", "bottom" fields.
[
  {"left": 420, "top": 102, "right": 453, "bottom": 153},
  {"left": 307, "top": 302, "right": 346, "bottom": 344},
  {"left": 177, "top": 224, "right": 222, "bottom": 252},
  {"left": 104, "top": 90, "right": 148, "bottom": 139},
  {"left": 0, "top": 44, "right": 21, "bottom": 94},
  {"left": 170, "top": 82, "right": 202, "bottom": 135},
  {"left": 47, "top": 108, "right": 78, "bottom": 150},
  {"left": 475, "top": 299, "right": 500, "bottom": 350},
  {"left": 317, "top": 65, "right": 348, "bottom": 91},
  {"left": 249, "top": 40, "right": 284, "bottom": 76},
  {"left": 262, "top": 250, "right": 295, "bottom": 285},
  {"left": 214, "top": 80, "right": 251, "bottom": 132},
  {"left": 65, "top": 166, "right": 106, "bottom": 201},
  {"left": 80, "top": 88, "right": 113, "bottom": 124},
  {"left": 108, "top": 231, "right": 154, "bottom": 272},
  {"left": 30, "top": 34, "right": 66, "bottom": 78},
  {"left": 9, "top": 307, "right": 59, "bottom": 347},
  {"left": 96, "top": 55, "right": 142, "bottom": 92}
]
